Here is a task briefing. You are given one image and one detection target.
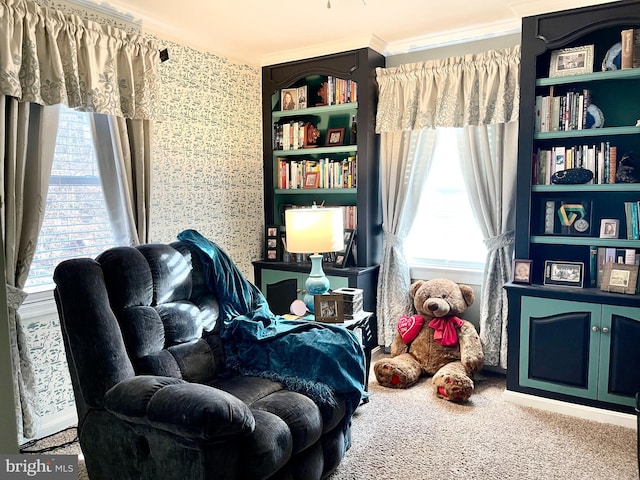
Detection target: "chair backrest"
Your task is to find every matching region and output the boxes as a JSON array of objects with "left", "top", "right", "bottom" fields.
[{"left": 54, "top": 242, "right": 224, "bottom": 423}]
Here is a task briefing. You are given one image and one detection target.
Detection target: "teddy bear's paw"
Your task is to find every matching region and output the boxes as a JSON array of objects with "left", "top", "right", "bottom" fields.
[
  {"left": 373, "top": 360, "right": 420, "bottom": 389},
  {"left": 432, "top": 372, "right": 473, "bottom": 402}
]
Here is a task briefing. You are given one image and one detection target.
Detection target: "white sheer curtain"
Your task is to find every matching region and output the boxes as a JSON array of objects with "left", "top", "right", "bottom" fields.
[
  {"left": 458, "top": 122, "right": 519, "bottom": 368},
  {"left": 375, "top": 46, "right": 520, "bottom": 353},
  {"left": 0, "top": 0, "right": 161, "bottom": 438},
  {"left": 376, "top": 129, "right": 437, "bottom": 347},
  {"left": 91, "top": 114, "right": 153, "bottom": 245}
]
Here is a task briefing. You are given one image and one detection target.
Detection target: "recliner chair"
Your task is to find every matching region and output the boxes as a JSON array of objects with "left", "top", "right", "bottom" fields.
[{"left": 53, "top": 240, "right": 360, "bottom": 480}]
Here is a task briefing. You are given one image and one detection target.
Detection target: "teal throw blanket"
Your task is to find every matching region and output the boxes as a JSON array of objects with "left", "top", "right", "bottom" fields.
[{"left": 177, "top": 229, "right": 366, "bottom": 441}]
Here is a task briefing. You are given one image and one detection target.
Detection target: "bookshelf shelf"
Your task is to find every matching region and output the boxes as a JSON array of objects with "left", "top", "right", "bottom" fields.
[
  {"left": 272, "top": 103, "right": 357, "bottom": 120},
  {"left": 534, "top": 126, "right": 640, "bottom": 140},
  {"left": 536, "top": 67, "right": 640, "bottom": 86},
  {"left": 530, "top": 236, "right": 640, "bottom": 247},
  {"left": 274, "top": 145, "right": 358, "bottom": 157},
  {"left": 274, "top": 188, "right": 357, "bottom": 195}
]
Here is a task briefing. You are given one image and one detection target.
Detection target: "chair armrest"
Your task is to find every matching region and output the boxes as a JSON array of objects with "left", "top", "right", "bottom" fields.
[{"left": 103, "top": 375, "right": 255, "bottom": 440}]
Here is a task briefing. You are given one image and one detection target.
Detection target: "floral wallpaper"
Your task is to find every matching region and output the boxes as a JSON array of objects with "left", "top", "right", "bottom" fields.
[{"left": 22, "top": 0, "right": 263, "bottom": 440}]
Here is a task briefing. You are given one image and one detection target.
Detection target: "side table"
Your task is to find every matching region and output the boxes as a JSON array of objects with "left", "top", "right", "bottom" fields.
[{"left": 342, "top": 312, "right": 375, "bottom": 398}]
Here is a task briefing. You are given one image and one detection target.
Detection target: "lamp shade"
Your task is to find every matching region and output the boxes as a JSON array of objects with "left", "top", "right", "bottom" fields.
[{"left": 285, "top": 207, "right": 344, "bottom": 254}]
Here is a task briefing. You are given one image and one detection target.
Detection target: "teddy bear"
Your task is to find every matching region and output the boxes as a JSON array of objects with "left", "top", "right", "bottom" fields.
[{"left": 373, "top": 278, "right": 484, "bottom": 402}]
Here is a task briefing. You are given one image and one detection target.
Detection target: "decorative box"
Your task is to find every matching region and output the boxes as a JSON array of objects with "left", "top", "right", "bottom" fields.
[{"left": 332, "top": 287, "right": 363, "bottom": 318}]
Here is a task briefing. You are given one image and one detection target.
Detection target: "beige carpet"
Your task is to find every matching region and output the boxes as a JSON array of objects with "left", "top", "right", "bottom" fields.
[{"left": 23, "top": 354, "right": 639, "bottom": 480}]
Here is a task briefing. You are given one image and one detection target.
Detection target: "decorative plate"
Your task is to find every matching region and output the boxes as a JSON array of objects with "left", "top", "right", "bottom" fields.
[
  {"left": 602, "top": 42, "right": 622, "bottom": 71},
  {"left": 586, "top": 103, "right": 604, "bottom": 128}
]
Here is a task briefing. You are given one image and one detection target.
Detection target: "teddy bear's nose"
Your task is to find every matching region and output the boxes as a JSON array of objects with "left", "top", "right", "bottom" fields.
[{"left": 428, "top": 303, "right": 439, "bottom": 311}]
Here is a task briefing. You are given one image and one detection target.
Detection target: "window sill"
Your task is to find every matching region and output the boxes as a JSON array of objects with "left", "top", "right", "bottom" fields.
[
  {"left": 19, "top": 289, "right": 57, "bottom": 320},
  {"left": 409, "top": 264, "right": 484, "bottom": 286}
]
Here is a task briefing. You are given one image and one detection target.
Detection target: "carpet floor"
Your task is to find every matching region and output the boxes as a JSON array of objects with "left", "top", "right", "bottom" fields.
[{"left": 23, "top": 352, "right": 639, "bottom": 480}]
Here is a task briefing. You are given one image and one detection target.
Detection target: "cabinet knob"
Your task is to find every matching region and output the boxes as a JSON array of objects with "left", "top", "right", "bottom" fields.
[
  {"left": 602, "top": 327, "right": 610, "bottom": 334},
  {"left": 592, "top": 326, "right": 599, "bottom": 332}
]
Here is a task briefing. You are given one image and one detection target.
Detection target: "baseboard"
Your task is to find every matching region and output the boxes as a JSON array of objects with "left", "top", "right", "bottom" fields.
[
  {"left": 21, "top": 407, "right": 78, "bottom": 444},
  {"left": 503, "top": 389, "right": 636, "bottom": 430}
]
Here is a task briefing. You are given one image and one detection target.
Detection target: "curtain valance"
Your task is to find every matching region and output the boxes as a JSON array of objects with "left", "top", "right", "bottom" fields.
[
  {"left": 0, "top": 0, "right": 161, "bottom": 120},
  {"left": 375, "top": 45, "right": 520, "bottom": 132}
]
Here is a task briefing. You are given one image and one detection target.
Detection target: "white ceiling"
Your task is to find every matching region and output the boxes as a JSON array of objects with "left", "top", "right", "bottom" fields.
[{"left": 72, "top": 0, "right": 618, "bottom": 66}]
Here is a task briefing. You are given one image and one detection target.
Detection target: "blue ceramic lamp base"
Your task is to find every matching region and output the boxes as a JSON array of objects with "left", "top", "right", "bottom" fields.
[{"left": 303, "top": 254, "right": 330, "bottom": 313}]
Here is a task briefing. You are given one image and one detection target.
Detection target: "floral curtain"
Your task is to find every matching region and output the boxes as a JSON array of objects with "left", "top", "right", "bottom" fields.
[
  {"left": 0, "top": 0, "right": 161, "bottom": 439},
  {"left": 0, "top": 0, "right": 161, "bottom": 120},
  {"left": 374, "top": 46, "right": 520, "bottom": 358}
]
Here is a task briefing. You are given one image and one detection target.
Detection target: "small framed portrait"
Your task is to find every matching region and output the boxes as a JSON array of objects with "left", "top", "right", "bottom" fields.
[
  {"left": 599, "top": 219, "right": 619, "bottom": 239},
  {"left": 303, "top": 171, "right": 320, "bottom": 188},
  {"left": 512, "top": 259, "right": 533, "bottom": 284},
  {"left": 264, "top": 224, "right": 281, "bottom": 261},
  {"left": 334, "top": 229, "right": 355, "bottom": 268},
  {"left": 549, "top": 45, "right": 594, "bottom": 78},
  {"left": 544, "top": 260, "right": 584, "bottom": 288},
  {"left": 325, "top": 127, "right": 345, "bottom": 146},
  {"left": 297, "top": 86, "right": 307, "bottom": 109},
  {"left": 314, "top": 294, "right": 344, "bottom": 323},
  {"left": 600, "top": 262, "right": 639, "bottom": 294},
  {"left": 281, "top": 88, "right": 298, "bottom": 111}
]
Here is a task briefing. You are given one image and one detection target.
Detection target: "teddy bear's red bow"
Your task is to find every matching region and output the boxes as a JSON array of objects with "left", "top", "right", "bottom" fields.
[{"left": 428, "top": 316, "right": 464, "bottom": 346}]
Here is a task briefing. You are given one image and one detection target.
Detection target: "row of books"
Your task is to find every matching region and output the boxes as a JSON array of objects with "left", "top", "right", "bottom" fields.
[
  {"left": 592, "top": 246, "right": 639, "bottom": 288},
  {"left": 623, "top": 201, "right": 640, "bottom": 240},
  {"left": 277, "top": 157, "right": 357, "bottom": 190},
  {"left": 324, "top": 76, "right": 358, "bottom": 105},
  {"left": 621, "top": 28, "right": 640, "bottom": 69},
  {"left": 532, "top": 142, "right": 617, "bottom": 185},
  {"left": 535, "top": 88, "right": 591, "bottom": 133},
  {"left": 274, "top": 121, "right": 312, "bottom": 151}
]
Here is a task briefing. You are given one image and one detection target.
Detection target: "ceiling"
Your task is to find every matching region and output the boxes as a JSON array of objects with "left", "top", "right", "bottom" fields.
[{"left": 72, "top": 0, "right": 617, "bottom": 66}]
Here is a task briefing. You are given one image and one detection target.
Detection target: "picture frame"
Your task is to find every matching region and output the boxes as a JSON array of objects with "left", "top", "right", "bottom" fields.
[
  {"left": 549, "top": 45, "right": 594, "bottom": 78},
  {"left": 542, "top": 199, "right": 593, "bottom": 236},
  {"left": 334, "top": 229, "right": 355, "bottom": 268},
  {"left": 297, "top": 86, "right": 307, "bottom": 109},
  {"left": 314, "top": 294, "right": 344, "bottom": 323},
  {"left": 264, "top": 225, "right": 281, "bottom": 261},
  {"left": 599, "top": 218, "right": 619, "bottom": 239},
  {"left": 281, "top": 88, "right": 298, "bottom": 111},
  {"left": 513, "top": 259, "right": 533, "bottom": 284},
  {"left": 544, "top": 260, "right": 584, "bottom": 288},
  {"left": 325, "top": 127, "right": 345, "bottom": 146},
  {"left": 600, "top": 262, "right": 639, "bottom": 294},
  {"left": 303, "top": 171, "right": 320, "bottom": 188}
]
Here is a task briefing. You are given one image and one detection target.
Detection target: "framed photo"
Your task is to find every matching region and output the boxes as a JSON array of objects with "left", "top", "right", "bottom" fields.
[
  {"left": 325, "top": 127, "right": 345, "bottom": 146},
  {"left": 513, "top": 259, "right": 532, "bottom": 284},
  {"left": 542, "top": 200, "right": 593, "bottom": 236},
  {"left": 297, "top": 86, "right": 307, "bottom": 109},
  {"left": 264, "top": 225, "right": 281, "bottom": 261},
  {"left": 599, "top": 219, "right": 619, "bottom": 239},
  {"left": 334, "top": 229, "right": 355, "bottom": 268},
  {"left": 549, "top": 45, "right": 594, "bottom": 78},
  {"left": 304, "top": 171, "right": 319, "bottom": 188},
  {"left": 281, "top": 88, "right": 298, "bottom": 111},
  {"left": 314, "top": 294, "right": 344, "bottom": 323},
  {"left": 544, "top": 260, "right": 584, "bottom": 288},
  {"left": 600, "top": 262, "right": 639, "bottom": 294}
]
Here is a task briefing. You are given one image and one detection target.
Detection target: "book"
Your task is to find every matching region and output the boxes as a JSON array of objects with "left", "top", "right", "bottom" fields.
[{"left": 621, "top": 28, "right": 640, "bottom": 69}]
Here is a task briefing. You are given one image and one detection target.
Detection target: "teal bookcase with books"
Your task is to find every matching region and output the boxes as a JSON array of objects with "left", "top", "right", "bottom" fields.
[
  {"left": 256, "top": 48, "right": 384, "bottom": 321},
  {"left": 506, "top": 0, "right": 640, "bottom": 414}
]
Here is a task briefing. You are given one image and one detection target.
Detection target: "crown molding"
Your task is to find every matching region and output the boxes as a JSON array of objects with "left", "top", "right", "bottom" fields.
[{"left": 384, "top": 18, "right": 522, "bottom": 57}]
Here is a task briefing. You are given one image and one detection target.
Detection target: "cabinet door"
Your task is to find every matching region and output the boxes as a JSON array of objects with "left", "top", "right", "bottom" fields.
[
  {"left": 520, "top": 297, "right": 601, "bottom": 399},
  {"left": 598, "top": 305, "right": 640, "bottom": 407}
]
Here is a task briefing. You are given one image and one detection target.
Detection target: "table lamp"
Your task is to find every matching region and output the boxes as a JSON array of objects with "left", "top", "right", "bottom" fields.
[{"left": 285, "top": 206, "right": 344, "bottom": 312}]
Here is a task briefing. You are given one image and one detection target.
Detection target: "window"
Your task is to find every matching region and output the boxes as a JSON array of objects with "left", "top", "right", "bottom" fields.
[
  {"left": 25, "top": 107, "right": 116, "bottom": 293},
  {"left": 405, "top": 128, "right": 486, "bottom": 273}
]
